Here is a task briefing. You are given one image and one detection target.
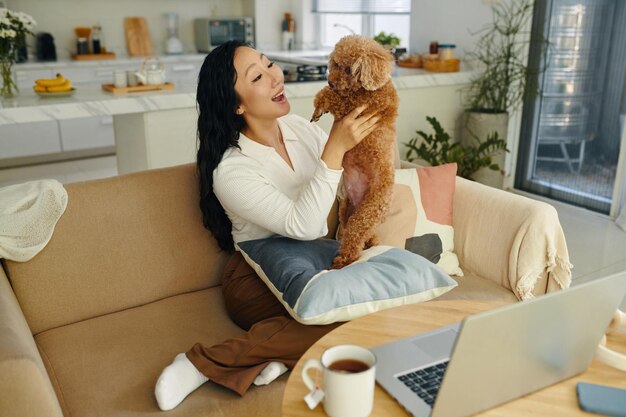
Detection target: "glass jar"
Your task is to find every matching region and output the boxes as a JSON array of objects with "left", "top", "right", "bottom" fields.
[
  {"left": 76, "top": 37, "right": 89, "bottom": 55},
  {"left": 429, "top": 41, "right": 439, "bottom": 55},
  {"left": 91, "top": 25, "right": 101, "bottom": 54},
  {"left": 438, "top": 44, "right": 456, "bottom": 61}
]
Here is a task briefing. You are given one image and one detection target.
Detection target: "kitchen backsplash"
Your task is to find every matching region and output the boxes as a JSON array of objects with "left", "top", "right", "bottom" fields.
[{"left": 6, "top": 0, "right": 254, "bottom": 60}]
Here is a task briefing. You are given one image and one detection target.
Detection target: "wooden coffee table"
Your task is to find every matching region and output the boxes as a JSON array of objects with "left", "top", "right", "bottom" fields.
[{"left": 282, "top": 300, "right": 626, "bottom": 416}]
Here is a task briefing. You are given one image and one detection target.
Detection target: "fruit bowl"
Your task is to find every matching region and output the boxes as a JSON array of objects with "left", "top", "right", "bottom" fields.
[{"left": 35, "top": 88, "right": 76, "bottom": 98}]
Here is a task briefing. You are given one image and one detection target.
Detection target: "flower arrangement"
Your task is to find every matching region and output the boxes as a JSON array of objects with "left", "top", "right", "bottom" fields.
[{"left": 0, "top": 8, "right": 36, "bottom": 98}]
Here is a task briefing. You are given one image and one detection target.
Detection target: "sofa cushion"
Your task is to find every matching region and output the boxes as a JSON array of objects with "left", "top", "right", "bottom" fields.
[
  {"left": 238, "top": 237, "right": 457, "bottom": 325},
  {"left": 6, "top": 164, "right": 230, "bottom": 334},
  {"left": 35, "top": 287, "right": 284, "bottom": 417},
  {"left": 436, "top": 270, "right": 518, "bottom": 302},
  {"left": 380, "top": 165, "right": 462, "bottom": 276}
]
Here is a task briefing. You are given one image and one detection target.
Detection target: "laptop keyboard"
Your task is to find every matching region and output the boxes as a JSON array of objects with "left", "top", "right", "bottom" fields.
[{"left": 396, "top": 360, "right": 449, "bottom": 407}]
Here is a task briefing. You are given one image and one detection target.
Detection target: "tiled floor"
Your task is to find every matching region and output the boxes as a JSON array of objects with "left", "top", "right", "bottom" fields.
[
  {"left": 1, "top": 155, "right": 625, "bottom": 308},
  {"left": 0, "top": 155, "right": 118, "bottom": 188},
  {"left": 549, "top": 199, "right": 626, "bottom": 311}
]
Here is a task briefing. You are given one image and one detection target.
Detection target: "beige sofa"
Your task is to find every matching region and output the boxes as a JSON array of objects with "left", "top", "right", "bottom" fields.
[{"left": 0, "top": 161, "right": 570, "bottom": 417}]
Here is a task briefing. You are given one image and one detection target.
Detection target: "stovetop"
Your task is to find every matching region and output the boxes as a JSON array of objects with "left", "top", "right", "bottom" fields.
[{"left": 281, "top": 63, "right": 328, "bottom": 83}]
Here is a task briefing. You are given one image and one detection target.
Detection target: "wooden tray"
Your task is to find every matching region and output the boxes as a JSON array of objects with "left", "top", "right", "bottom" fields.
[
  {"left": 102, "top": 82, "right": 175, "bottom": 94},
  {"left": 423, "top": 58, "right": 460, "bottom": 73},
  {"left": 72, "top": 52, "right": 116, "bottom": 61},
  {"left": 396, "top": 60, "right": 423, "bottom": 68}
]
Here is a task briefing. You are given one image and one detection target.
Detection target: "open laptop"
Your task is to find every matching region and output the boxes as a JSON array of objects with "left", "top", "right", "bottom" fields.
[{"left": 371, "top": 271, "right": 626, "bottom": 417}]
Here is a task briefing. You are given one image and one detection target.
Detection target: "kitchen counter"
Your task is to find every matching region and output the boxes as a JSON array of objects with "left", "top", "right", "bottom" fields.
[
  {"left": 0, "top": 64, "right": 475, "bottom": 126},
  {"left": 265, "top": 50, "right": 330, "bottom": 66},
  {"left": 11, "top": 53, "right": 207, "bottom": 71},
  {"left": 0, "top": 83, "right": 197, "bottom": 125}
]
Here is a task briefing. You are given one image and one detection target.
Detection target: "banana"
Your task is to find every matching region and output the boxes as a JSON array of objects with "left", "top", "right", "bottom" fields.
[
  {"left": 35, "top": 73, "right": 67, "bottom": 87},
  {"left": 33, "top": 84, "right": 47, "bottom": 92},
  {"left": 46, "top": 79, "right": 72, "bottom": 92}
]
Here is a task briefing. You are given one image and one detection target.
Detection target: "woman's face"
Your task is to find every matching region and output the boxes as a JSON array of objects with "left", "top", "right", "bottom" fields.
[{"left": 233, "top": 46, "right": 290, "bottom": 121}]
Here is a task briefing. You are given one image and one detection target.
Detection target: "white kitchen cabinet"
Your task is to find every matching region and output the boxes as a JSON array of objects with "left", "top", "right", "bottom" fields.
[
  {"left": 14, "top": 68, "right": 55, "bottom": 90},
  {"left": 165, "top": 61, "right": 203, "bottom": 86},
  {"left": 59, "top": 66, "right": 126, "bottom": 85},
  {"left": 59, "top": 116, "right": 115, "bottom": 151},
  {"left": 0, "top": 121, "right": 61, "bottom": 159},
  {"left": 114, "top": 108, "right": 198, "bottom": 174}
]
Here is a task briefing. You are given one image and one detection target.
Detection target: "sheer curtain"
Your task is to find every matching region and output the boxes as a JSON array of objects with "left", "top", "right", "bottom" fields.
[
  {"left": 617, "top": 112, "right": 626, "bottom": 231},
  {"left": 312, "top": 0, "right": 411, "bottom": 14}
]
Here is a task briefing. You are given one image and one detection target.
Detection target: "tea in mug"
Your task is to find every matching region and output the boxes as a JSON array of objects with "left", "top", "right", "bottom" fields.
[{"left": 328, "top": 359, "right": 370, "bottom": 374}]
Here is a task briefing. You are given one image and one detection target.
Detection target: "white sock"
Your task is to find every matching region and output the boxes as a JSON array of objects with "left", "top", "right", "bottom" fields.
[
  {"left": 253, "top": 361, "right": 288, "bottom": 386},
  {"left": 155, "top": 353, "right": 209, "bottom": 411}
]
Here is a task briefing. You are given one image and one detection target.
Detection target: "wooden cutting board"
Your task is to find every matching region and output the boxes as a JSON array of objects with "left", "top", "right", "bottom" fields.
[{"left": 124, "top": 17, "right": 153, "bottom": 56}]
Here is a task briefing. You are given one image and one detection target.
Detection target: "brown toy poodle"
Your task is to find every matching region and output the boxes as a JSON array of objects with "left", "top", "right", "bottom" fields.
[{"left": 311, "top": 35, "right": 399, "bottom": 269}]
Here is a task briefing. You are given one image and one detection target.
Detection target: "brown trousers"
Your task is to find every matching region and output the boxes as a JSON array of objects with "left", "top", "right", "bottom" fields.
[{"left": 186, "top": 251, "right": 341, "bottom": 396}]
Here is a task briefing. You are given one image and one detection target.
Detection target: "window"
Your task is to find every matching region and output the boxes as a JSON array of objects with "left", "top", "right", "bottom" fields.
[
  {"left": 313, "top": 0, "right": 411, "bottom": 49},
  {"left": 319, "top": 14, "right": 363, "bottom": 48}
]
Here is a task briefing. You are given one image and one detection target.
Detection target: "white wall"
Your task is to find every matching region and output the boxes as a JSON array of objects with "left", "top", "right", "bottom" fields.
[
  {"left": 252, "top": 0, "right": 291, "bottom": 51},
  {"left": 6, "top": 0, "right": 244, "bottom": 59},
  {"left": 409, "top": 0, "right": 493, "bottom": 56},
  {"left": 252, "top": 0, "right": 318, "bottom": 52}
]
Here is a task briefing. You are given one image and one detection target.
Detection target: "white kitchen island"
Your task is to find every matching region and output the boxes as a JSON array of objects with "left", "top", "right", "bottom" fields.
[{"left": 1, "top": 62, "right": 474, "bottom": 175}]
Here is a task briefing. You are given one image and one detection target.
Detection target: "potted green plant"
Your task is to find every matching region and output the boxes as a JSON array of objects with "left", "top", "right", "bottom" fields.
[
  {"left": 463, "top": 0, "right": 545, "bottom": 187},
  {"left": 404, "top": 116, "right": 509, "bottom": 181},
  {"left": 373, "top": 31, "right": 400, "bottom": 53}
]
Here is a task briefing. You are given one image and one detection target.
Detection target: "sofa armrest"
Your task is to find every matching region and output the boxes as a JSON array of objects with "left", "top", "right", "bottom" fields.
[
  {"left": 0, "top": 263, "right": 64, "bottom": 417},
  {"left": 452, "top": 177, "right": 572, "bottom": 300},
  {"left": 399, "top": 160, "right": 571, "bottom": 299}
]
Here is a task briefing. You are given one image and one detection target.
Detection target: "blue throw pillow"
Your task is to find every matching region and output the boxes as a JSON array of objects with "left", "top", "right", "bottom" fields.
[{"left": 237, "top": 237, "right": 457, "bottom": 325}]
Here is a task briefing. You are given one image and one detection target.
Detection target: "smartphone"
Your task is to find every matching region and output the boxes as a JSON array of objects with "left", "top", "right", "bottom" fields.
[{"left": 577, "top": 382, "right": 626, "bottom": 417}]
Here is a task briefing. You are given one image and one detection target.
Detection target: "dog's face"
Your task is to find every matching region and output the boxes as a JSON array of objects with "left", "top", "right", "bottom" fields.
[{"left": 327, "top": 35, "right": 394, "bottom": 92}]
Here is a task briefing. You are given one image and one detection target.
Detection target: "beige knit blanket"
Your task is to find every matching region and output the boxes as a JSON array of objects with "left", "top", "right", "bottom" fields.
[
  {"left": 0, "top": 179, "right": 68, "bottom": 262},
  {"left": 511, "top": 204, "right": 573, "bottom": 300},
  {"left": 453, "top": 178, "right": 572, "bottom": 300}
]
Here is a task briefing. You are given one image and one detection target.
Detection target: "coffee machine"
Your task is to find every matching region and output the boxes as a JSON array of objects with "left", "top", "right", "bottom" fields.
[{"left": 164, "top": 12, "right": 183, "bottom": 54}]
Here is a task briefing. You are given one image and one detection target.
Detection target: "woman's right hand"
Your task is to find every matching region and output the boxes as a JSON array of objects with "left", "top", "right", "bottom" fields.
[{"left": 322, "top": 106, "right": 380, "bottom": 169}]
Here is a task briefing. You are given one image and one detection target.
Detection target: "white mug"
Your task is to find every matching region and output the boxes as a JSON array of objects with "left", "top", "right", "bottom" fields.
[
  {"left": 302, "top": 344, "right": 376, "bottom": 417},
  {"left": 126, "top": 70, "right": 139, "bottom": 87},
  {"left": 596, "top": 309, "right": 626, "bottom": 371},
  {"left": 113, "top": 70, "right": 127, "bottom": 88}
]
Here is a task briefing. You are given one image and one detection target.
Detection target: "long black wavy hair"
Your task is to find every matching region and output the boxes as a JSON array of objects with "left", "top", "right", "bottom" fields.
[{"left": 196, "top": 40, "right": 248, "bottom": 252}]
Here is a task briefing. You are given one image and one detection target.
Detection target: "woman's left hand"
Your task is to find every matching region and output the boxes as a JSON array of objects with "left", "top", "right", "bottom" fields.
[{"left": 322, "top": 106, "right": 380, "bottom": 169}]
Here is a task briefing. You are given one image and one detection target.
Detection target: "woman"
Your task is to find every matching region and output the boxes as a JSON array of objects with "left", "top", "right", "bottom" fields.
[{"left": 154, "top": 40, "right": 379, "bottom": 410}]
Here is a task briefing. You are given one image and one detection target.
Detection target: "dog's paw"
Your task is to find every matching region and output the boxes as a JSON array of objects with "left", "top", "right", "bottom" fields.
[
  {"left": 330, "top": 254, "right": 357, "bottom": 270},
  {"left": 364, "top": 236, "right": 380, "bottom": 249},
  {"left": 310, "top": 109, "right": 326, "bottom": 122}
]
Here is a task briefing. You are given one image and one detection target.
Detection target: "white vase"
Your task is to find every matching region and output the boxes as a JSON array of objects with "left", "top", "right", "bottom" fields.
[{"left": 462, "top": 111, "right": 509, "bottom": 188}]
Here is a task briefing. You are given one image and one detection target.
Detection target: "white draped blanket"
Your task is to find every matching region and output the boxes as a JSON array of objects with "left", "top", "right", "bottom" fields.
[{"left": 0, "top": 179, "right": 68, "bottom": 262}]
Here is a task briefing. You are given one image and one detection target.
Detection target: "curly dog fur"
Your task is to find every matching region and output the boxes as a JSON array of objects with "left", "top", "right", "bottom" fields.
[{"left": 311, "top": 35, "right": 399, "bottom": 268}]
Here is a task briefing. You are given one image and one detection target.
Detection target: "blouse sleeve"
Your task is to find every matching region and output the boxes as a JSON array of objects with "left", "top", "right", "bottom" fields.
[{"left": 214, "top": 158, "right": 342, "bottom": 240}]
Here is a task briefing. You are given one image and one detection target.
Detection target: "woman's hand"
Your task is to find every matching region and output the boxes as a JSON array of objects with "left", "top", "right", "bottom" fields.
[{"left": 321, "top": 106, "right": 380, "bottom": 169}]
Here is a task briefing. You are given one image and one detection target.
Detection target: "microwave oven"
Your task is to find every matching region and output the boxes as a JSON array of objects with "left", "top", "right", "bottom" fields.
[{"left": 194, "top": 18, "right": 254, "bottom": 52}]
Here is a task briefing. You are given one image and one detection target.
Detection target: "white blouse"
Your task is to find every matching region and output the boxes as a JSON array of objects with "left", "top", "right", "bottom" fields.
[{"left": 213, "top": 114, "right": 343, "bottom": 245}]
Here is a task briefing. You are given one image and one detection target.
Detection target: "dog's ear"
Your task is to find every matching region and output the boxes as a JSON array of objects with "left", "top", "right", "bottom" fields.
[{"left": 351, "top": 52, "right": 393, "bottom": 91}]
